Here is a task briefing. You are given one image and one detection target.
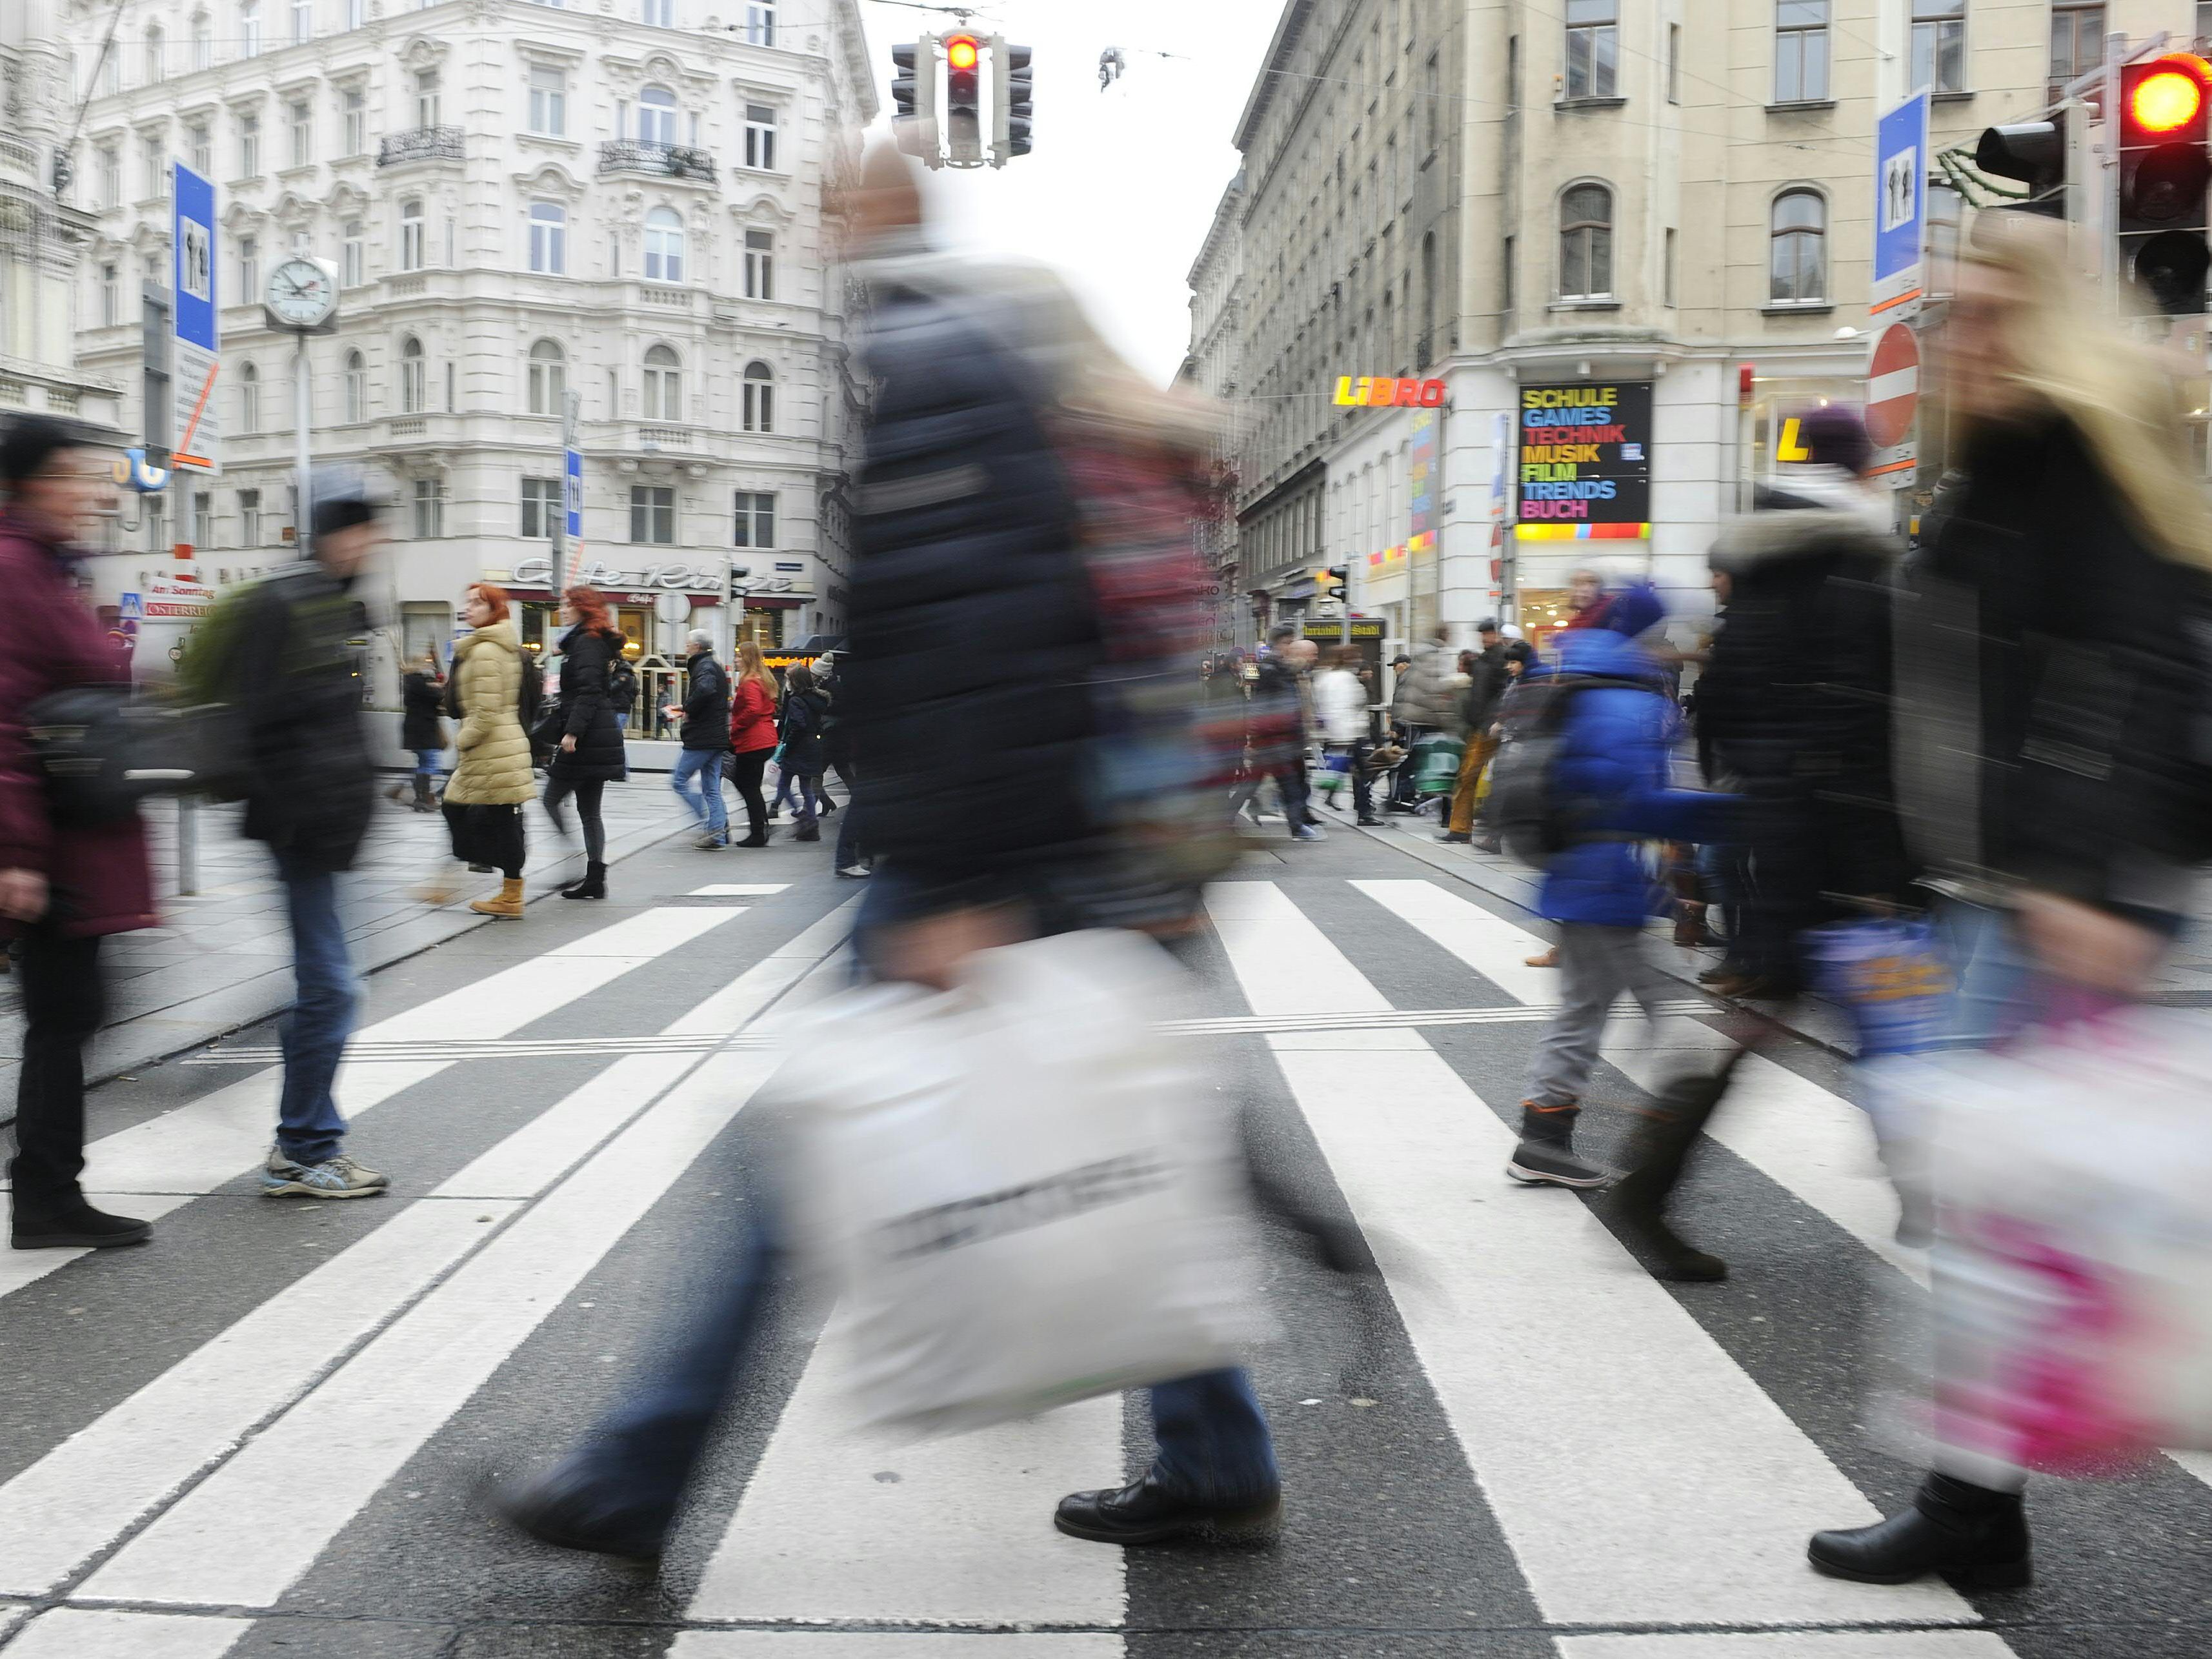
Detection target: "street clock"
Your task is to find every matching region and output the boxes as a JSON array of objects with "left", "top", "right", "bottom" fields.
[{"left": 264, "top": 257, "right": 338, "bottom": 330}]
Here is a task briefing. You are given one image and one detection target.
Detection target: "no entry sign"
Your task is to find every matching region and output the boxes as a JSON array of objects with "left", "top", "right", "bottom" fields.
[{"left": 1865, "top": 322, "right": 1920, "bottom": 485}]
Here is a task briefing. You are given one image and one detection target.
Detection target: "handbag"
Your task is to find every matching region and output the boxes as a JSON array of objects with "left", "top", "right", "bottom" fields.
[
  {"left": 775, "top": 929, "right": 1267, "bottom": 1433},
  {"left": 21, "top": 687, "right": 223, "bottom": 827},
  {"left": 445, "top": 801, "right": 525, "bottom": 870}
]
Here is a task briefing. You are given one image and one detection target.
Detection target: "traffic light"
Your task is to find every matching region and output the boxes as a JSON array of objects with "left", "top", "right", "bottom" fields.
[
  {"left": 944, "top": 32, "right": 984, "bottom": 166},
  {"left": 1316, "top": 565, "right": 1348, "bottom": 607},
  {"left": 890, "top": 39, "right": 940, "bottom": 162},
  {"left": 2118, "top": 52, "right": 2212, "bottom": 314},
  {"left": 1973, "top": 117, "right": 2066, "bottom": 217},
  {"left": 991, "top": 38, "right": 1034, "bottom": 166}
]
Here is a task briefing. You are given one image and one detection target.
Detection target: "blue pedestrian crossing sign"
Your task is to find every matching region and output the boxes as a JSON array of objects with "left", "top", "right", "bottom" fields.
[
  {"left": 564, "top": 448, "right": 583, "bottom": 540},
  {"left": 1873, "top": 92, "right": 1928, "bottom": 321},
  {"left": 118, "top": 591, "right": 145, "bottom": 621}
]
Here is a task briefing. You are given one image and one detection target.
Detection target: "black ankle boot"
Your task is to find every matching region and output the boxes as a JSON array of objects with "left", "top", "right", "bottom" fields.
[
  {"left": 560, "top": 861, "right": 607, "bottom": 900},
  {"left": 1506, "top": 1101, "right": 1608, "bottom": 1189},
  {"left": 1809, "top": 1473, "right": 2031, "bottom": 1589},
  {"left": 1604, "top": 1061, "right": 1734, "bottom": 1282}
]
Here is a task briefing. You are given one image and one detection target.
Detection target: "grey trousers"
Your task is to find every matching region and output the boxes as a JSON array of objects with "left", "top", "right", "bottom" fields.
[{"left": 1527, "top": 923, "right": 1671, "bottom": 1107}]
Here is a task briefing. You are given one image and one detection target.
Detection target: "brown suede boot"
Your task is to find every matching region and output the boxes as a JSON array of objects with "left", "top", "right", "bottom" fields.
[{"left": 470, "top": 877, "right": 525, "bottom": 918}]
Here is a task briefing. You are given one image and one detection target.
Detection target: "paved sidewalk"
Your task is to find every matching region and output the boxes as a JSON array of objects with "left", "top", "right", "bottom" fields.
[{"left": 0, "top": 776, "right": 702, "bottom": 1110}]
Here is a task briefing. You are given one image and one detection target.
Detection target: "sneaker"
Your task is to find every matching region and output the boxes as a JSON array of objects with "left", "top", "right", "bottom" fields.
[
  {"left": 1506, "top": 1138, "right": 1611, "bottom": 1189},
  {"left": 1356, "top": 814, "right": 1385, "bottom": 827},
  {"left": 693, "top": 832, "right": 729, "bottom": 850},
  {"left": 835, "top": 864, "right": 871, "bottom": 880},
  {"left": 262, "top": 1148, "right": 390, "bottom": 1199},
  {"left": 1290, "top": 823, "right": 1325, "bottom": 842},
  {"left": 1437, "top": 830, "right": 1472, "bottom": 843}
]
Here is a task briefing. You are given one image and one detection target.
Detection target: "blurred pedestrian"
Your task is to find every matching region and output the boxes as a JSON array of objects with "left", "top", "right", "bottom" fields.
[
  {"left": 1387, "top": 628, "right": 1459, "bottom": 810},
  {"left": 0, "top": 417, "right": 157, "bottom": 1249},
  {"left": 1441, "top": 619, "right": 1513, "bottom": 843},
  {"left": 1229, "top": 625, "right": 1323, "bottom": 841},
  {"left": 725, "top": 639, "right": 779, "bottom": 849},
  {"left": 541, "top": 587, "right": 628, "bottom": 901},
  {"left": 441, "top": 583, "right": 534, "bottom": 919},
  {"left": 776, "top": 662, "right": 829, "bottom": 844},
  {"left": 816, "top": 651, "right": 868, "bottom": 878},
  {"left": 396, "top": 650, "right": 445, "bottom": 812},
  {"left": 670, "top": 628, "right": 731, "bottom": 849},
  {"left": 237, "top": 473, "right": 386, "bottom": 1199},
  {"left": 1312, "top": 645, "right": 1378, "bottom": 825},
  {"left": 1808, "top": 215, "right": 2212, "bottom": 1593}
]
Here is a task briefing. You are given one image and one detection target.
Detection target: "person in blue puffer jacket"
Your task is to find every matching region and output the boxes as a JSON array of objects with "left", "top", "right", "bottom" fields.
[{"left": 1509, "top": 587, "right": 1733, "bottom": 1192}]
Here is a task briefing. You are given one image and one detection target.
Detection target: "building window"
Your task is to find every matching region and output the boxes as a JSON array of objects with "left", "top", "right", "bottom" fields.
[
  {"left": 745, "top": 2, "right": 776, "bottom": 46},
  {"left": 97, "top": 145, "right": 119, "bottom": 207},
  {"left": 2050, "top": 3, "right": 2101, "bottom": 98},
  {"left": 744, "top": 228, "right": 774, "bottom": 299},
  {"left": 239, "top": 111, "right": 259, "bottom": 177},
  {"left": 1564, "top": 0, "right": 1616, "bottom": 100},
  {"left": 343, "top": 348, "right": 366, "bottom": 421},
  {"left": 528, "top": 201, "right": 567, "bottom": 274},
  {"left": 99, "top": 263, "right": 119, "bottom": 327},
  {"left": 644, "top": 206, "right": 685, "bottom": 282},
  {"left": 643, "top": 0, "right": 674, "bottom": 24},
  {"left": 1912, "top": 1, "right": 1966, "bottom": 94},
  {"left": 528, "top": 64, "right": 567, "bottom": 136},
  {"left": 1775, "top": 1, "right": 1831, "bottom": 103},
  {"left": 413, "top": 476, "right": 445, "bottom": 539},
  {"left": 1667, "top": 24, "right": 1682, "bottom": 102},
  {"left": 145, "top": 25, "right": 166, "bottom": 85},
  {"left": 527, "top": 338, "right": 567, "bottom": 414},
  {"left": 743, "top": 103, "right": 778, "bottom": 170},
  {"left": 1558, "top": 183, "right": 1612, "bottom": 299},
  {"left": 240, "top": 487, "right": 263, "bottom": 545},
  {"left": 401, "top": 198, "right": 425, "bottom": 270},
  {"left": 238, "top": 234, "right": 259, "bottom": 301},
  {"left": 630, "top": 484, "right": 676, "bottom": 544},
  {"left": 639, "top": 85, "right": 678, "bottom": 146},
  {"left": 1769, "top": 188, "right": 1826, "bottom": 302},
  {"left": 1664, "top": 226, "right": 1678, "bottom": 305},
  {"left": 732, "top": 490, "right": 775, "bottom": 548},
  {"left": 189, "top": 123, "right": 212, "bottom": 174},
  {"left": 241, "top": 2, "right": 262, "bottom": 58},
  {"left": 192, "top": 491, "right": 213, "bottom": 548},
  {"left": 192, "top": 13, "right": 213, "bottom": 71},
  {"left": 347, "top": 0, "right": 364, "bottom": 25},
  {"left": 291, "top": 0, "right": 312, "bottom": 44},
  {"left": 240, "top": 361, "right": 261, "bottom": 432},
  {"left": 414, "top": 69, "right": 441, "bottom": 129},
  {"left": 521, "top": 476, "right": 561, "bottom": 538},
  {"left": 641, "top": 343, "right": 682, "bottom": 420},
  {"left": 401, "top": 335, "right": 427, "bottom": 412},
  {"left": 342, "top": 86, "right": 364, "bottom": 154},
  {"left": 742, "top": 359, "right": 774, "bottom": 432},
  {"left": 141, "top": 137, "right": 165, "bottom": 201},
  {"left": 343, "top": 219, "right": 364, "bottom": 286},
  {"left": 288, "top": 99, "right": 312, "bottom": 167}
]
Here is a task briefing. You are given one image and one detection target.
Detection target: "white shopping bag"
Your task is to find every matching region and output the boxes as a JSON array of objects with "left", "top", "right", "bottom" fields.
[
  {"left": 772, "top": 928, "right": 1268, "bottom": 1434},
  {"left": 1907, "top": 1009, "right": 2212, "bottom": 1478}
]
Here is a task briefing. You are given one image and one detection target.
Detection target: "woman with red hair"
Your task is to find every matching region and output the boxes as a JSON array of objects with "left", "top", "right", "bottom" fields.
[
  {"left": 541, "top": 587, "right": 628, "bottom": 900},
  {"left": 441, "top": 583, "right": 535, "bottom": 916}
]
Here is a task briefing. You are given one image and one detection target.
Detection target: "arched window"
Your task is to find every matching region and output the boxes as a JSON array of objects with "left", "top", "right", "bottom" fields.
[
  {"left": 638, "top": 86, "right": 678, "bottom": 147},
  {"left": 1769, "top": 188, "right": 1827, "bottom": 304},
  {"left": 528, "top": 339, "right": 567, "bottom": 415},
  {"left": 528, "top": 200, "right": 567, "bottom": 275},
  {"left": 400, "top": 198, "right": 425, "bottom": 272},
  {"left": 145, "top": 25, "right": 165, "bottom": 85},
  {"left": 642, "top": 343, "right": 681, "bottom": 421},
  {"left": 400, "top": 336, "right": 427, "bottom": 414},
  {"left": 1558, "top": 182, "right": 1613, "bottom": 300},
  {"left": 239, "top": 362, "right": 260, "bottom": 432},
  {"left": 343, "top": 350, "right": 367, "bottom": 423},
  {"left": 643, "top": 205, "right": 684, "bottom": 283},
  {"left": 743, "top": 359, "right": 774, "bottom": 433}
]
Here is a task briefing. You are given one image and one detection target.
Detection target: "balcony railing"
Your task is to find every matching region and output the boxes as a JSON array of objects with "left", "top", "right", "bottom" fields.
[
  {"left": 377, "top": 126, "right": 464, "bottom": 168},
  {"left": 597, "top": 139, "right": 716, "bottom": 181}
]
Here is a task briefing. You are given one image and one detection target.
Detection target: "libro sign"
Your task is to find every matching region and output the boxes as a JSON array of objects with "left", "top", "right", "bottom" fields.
[
  {"left": 1333, "top": 376, "right": 1447, "bottom": 408},
  {"left": 1514, "top": 383, "right": 1651, "bottom": 539}
]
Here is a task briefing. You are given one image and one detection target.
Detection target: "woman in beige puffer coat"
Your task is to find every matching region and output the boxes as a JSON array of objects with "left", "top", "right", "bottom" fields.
[{"left": 441, "top": 585, "right": 535, "bottom": 917}]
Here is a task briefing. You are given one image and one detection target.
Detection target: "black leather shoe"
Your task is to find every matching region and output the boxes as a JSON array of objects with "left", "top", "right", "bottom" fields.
[
  {"left": 488, "top": 1457, "right": 669, "bottom": 1563},
  {"left": 1809, "top": 1474, "right": 2031, "bottom": 1589},
  {"left": 11, "top": 1203, "right": 152, "bottom": 1251},
  {"left": 1054, "top": 1473, "right": 1282, "bottom": 1545}
]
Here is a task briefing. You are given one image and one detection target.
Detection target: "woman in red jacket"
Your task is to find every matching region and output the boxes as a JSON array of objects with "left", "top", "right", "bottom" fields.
[
  {"left": 725, "top": 640, "right": 780, "bottom": 847},
  {"left": 0, "top": 418, "right": 159, "bottom": 1251}
]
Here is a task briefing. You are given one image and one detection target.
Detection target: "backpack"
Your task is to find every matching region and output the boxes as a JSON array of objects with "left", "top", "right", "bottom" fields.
[
  {"left": 165, "top": 576, "right": 286, "bottom": 803},
  {"left": 606, "top": 652, "right": 637, "bottom": 714},
  {"left": 443, "top": 642, "right": 543, "bottom": 730},
  {"left": 1488, "top": 674, "right": 1648, "bottom": 870}
]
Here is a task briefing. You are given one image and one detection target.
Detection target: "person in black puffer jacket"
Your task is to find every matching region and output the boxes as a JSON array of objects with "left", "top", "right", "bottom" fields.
[
  {"left": 397, "top": 653, "right": 445, "bottom": 812},
  {"left": 541, "top": 586, "right": 628, "bottom": 900},
  {"left": 776, "top": 663, "right": 831, "bottom": 842}
]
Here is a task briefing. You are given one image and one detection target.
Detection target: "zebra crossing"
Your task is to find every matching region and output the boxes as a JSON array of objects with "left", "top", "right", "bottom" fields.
[{"left": 1, "top": 859, "right": 2203, "bottom": 1656}]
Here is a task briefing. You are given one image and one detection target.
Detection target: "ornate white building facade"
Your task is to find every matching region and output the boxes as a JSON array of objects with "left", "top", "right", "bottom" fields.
[{"left": 65, "top": 0, "right": 873, "bottom": 675}]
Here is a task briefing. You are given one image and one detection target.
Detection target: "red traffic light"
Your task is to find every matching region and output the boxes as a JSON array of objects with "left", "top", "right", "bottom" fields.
[
  {"left": 945, "top": 34, "right": 979, "bottom": 71},
  {"left": 2130, "top": 54, "right": 2212, "bottom": 134}
]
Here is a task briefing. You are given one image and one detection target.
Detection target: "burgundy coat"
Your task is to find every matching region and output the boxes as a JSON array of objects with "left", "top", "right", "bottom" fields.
[{"left": 0, "top": 516, "right": 157, "bottom": 939}]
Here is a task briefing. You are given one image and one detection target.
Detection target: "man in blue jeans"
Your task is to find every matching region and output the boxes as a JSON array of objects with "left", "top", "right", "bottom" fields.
[
  {"left": 669, "top": 630, "right": 732, "bottom": 848},
  {"left": 232, "top": 475, "right": 387, "bottom": 1198}
]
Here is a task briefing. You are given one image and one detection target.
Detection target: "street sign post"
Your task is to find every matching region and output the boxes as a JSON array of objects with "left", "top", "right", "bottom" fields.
[
  {"left": 169, "top": 163, "right": 220, "bottom": 474},
  {"left": 1865, "top": 321, "right": 1922, "bottom": 487},
  {"left": 1873, "top": 92, "right": 1929, "bottom": 323},
  {"left": 556, "top": 390, "right": 583, "bottom": 595}
]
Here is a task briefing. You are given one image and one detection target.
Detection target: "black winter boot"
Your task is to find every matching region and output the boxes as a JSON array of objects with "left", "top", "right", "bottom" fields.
[
  {"left": 1505, "top": 1101, "right": 1609, "bottom": 1189},
  {"left": 560, "top": 861, "right": 607, "bottom": 900},
  {"left": 411, "top": 775, "right": 437, "bottom": 812},
  {"left": 1604, "top": 1059, "right": 1734, "bottom": 1282},
  {"left": 1809, "top": 1473, "right": 2031, "bottom": 1589}
]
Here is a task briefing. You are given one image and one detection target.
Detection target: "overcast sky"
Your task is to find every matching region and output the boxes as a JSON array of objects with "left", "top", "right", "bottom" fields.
[{"left": 851, "top": 0, "right": 1282, "bottom": 386}]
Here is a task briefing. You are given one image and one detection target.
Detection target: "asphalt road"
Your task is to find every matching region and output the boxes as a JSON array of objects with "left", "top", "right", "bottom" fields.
[{"left": 2, "top": 823, "right": 2207, "bottom": 1658}]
